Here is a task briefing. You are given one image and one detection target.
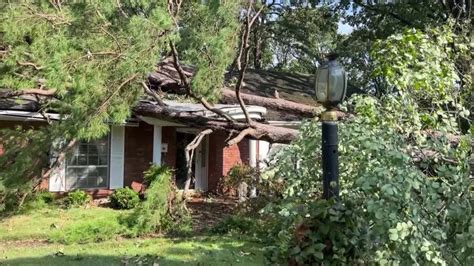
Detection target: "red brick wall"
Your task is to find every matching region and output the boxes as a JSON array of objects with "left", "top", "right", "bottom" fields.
[
  {"left": 123, "top": 121, "right": 153, "bottom": 187},
  {"left": 207, "top": 131, "right": 250, "bottom": 192},
  {"left": 208, "top": 132, "right": 224, "bottom": 191}
]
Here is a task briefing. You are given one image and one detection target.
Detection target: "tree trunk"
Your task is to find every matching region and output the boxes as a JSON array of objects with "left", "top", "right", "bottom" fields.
[{"left": 220, "top": 88, "right": 322, "bottom": 118}]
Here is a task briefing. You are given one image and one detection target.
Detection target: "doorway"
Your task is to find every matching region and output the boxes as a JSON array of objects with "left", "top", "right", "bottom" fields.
[{"left": 175, "top": 132, "right": 209, "bottom": 191}]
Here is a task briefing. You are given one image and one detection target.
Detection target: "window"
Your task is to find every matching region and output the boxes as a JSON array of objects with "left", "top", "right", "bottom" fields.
[{"left": 66, "top": 136, "right": 109, "bottom": 189}]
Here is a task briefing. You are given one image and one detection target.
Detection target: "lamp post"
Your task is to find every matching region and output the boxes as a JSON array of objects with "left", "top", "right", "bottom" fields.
[{"left": 314, "top": 55, "right": 347, "bottom": 200}]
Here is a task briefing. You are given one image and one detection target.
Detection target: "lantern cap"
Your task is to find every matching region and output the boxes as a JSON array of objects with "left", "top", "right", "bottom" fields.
[{"left": 325, "top": 53, "right": 339, "bottom": 61}]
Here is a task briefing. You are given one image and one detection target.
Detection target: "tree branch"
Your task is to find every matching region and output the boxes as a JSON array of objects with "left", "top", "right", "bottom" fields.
[
  {"left": 17, "top": 61, "right": 43, "bottom": 70},
  {"left": 184, "top": 129, "right": 213, "bottom": 196},
  {"left": 0, "top": 88, "right": 56, "bottom": 99},
  {"left": 142, "top": 81, "right": 166, "bottom": 107},
  {"left": 169, "top": 41, "right": 236, "bottom": 122},
  {"left": 234, "top": 2, "right": 265, "bottom": 125},
  {"left": 354, "top": 0, "right": 414, "bottom": 26},
  {"left": 227, "top": 127, "right": 254, "bottom": 146}
]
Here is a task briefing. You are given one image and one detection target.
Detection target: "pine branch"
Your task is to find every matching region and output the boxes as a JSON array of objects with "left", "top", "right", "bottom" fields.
[{"left": 169, "top": 41, "right": 236, "bottom": 123}]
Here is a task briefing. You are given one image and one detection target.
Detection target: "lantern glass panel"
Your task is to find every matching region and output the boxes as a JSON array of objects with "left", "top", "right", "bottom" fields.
[
  {"left": 315, "top": 67, "right": 329, "bottom": 102},
  {"left": 328, "top": 67, "right": 345, "bottom": 103}
]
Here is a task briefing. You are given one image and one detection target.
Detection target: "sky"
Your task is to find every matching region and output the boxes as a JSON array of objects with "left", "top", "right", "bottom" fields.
[{"left": 337, "top": 21, "right": 354, "bottom": 35}]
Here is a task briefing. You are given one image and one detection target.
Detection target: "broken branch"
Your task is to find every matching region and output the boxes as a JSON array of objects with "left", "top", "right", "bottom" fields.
[
  {"left": 184, "top": 129, "right": 213, "bottom": 196},
  {"left": 0, "top": 88, "right": 56, "bottom": 98}
]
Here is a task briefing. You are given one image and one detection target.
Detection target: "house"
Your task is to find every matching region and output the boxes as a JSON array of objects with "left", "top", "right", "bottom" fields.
[{"left": 0, "top": 66, "right": 323, "bottom": 197}]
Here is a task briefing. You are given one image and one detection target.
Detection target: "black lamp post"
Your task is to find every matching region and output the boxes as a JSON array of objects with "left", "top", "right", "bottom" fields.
[{"left": 314, "top": 55, "right": 347, "bottom": 200}]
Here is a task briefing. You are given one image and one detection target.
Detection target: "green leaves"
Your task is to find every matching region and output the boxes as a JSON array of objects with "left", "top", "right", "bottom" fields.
[
  {"left": 371, "top": 26, "right": 460, "bottom": 102},
  {"left": 179, "top": 1, "right": 240, "bottom": 102},
  {"left": 263, "top": 94, "right": 472, "bottom": 265}
]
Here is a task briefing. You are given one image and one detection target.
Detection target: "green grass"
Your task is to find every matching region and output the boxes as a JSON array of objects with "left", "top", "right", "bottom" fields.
[
  {"left": 0, "top": 207, "right": 263, "bottom": 265},
  {"left": 0, "top": 207, "right": 129, "bottom": 241}
]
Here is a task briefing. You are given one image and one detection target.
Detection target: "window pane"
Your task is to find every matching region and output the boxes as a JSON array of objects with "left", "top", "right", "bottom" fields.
[
  {"left": 88, "top": 145, "right": 99, "bottom": 155},
  {"left": 79, "top": 144, "right": 88, "bottom": 155},
  {"left": 97, "top": 144, "right": 107, "bottom": 155},
  {"left": 99, "top": 156, "right": 108, "bottom": 165},
  {"left": 77, "top": 155, "right": 87, "bottom": 165},
  {"left": 66, "top": 135, "right": 109, "bottom": 189},
  {"left": 88, "top": 156, "right": 98, "bottom": 165},
  {"left": 68, "top": 155, "right": 77, "bottom": 165}
]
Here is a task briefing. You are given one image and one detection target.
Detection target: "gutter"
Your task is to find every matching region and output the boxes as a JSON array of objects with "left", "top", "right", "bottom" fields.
[{"left": 0, "top": 110, "right": 139, "bottom": 126}]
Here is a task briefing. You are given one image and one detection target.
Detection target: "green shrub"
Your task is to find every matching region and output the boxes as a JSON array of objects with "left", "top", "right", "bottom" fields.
[
  {"left": 143, "top": 164, "right": 170, "bottom": 184},
  {"left": 37, "top": 191, "right": 55, "bottom": 204},
  {"left": 219, "top": 164, "right": 256, "bottom": 191},
  {"left": 110, "top": 187, "right": 139, "bottom": 209},
  {"left": 124, "top": 165, "right": 191, "bottom": 236},
  {"left": 262, "top": 95, "right": 473, "bottom": 265},
  {"left": 13, "top": 191, "right": 57, "bottom": 213},
  {"left": 65, "top": 190, "right": 91, "bottom": 208}
]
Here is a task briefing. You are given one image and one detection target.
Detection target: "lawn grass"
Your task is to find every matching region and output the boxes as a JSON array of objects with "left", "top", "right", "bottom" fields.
[
  {"left": 0, "top": 207, "right": 129, "bottom": 241},
  {"left": 0, "top": 207, "right": 264, "bottom": 265}
]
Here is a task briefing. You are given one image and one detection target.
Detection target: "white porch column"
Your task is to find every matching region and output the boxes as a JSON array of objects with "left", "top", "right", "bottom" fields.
[
  {"left": 153, "top": 125, "right": 162, "bottom": 165},
  {"left": 110, "top": 125, "right": 125, "bottom": 189},
  {"left": 258, "top": 140, "right": 270, "bottom": 169},
  {"left": 249, "top": 139, "right": 257, "bottom": 168},
  {"left": 249, "top": 139, "right": 258, "bottom": 198}
]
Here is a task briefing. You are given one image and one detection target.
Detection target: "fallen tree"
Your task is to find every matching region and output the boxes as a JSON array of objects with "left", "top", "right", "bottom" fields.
[
  {"left": 148, "top": 59, "right": 323, "bottom": 118},
  {"left": 133, "top": 101, "right": 299, "bottom": 145}
]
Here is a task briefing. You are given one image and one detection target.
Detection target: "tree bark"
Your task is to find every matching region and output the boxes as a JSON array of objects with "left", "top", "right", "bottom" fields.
[
  {"left": 220, "top": 88, "right": 322, "bottom": 118},
  {"left": 183, "top": 129, "right": 213, "bottom": 197},
  {"left": 148, "top": 59, "right": 324, "bottom": 118}
]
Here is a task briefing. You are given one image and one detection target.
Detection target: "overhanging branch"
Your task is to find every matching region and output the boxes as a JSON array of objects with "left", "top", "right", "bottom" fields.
[
  {"left": 0, "top": 89, "right": 57, "bottom": 99},
  {"left": 169, "top": 41, "right": 236, "bottom": 123}
]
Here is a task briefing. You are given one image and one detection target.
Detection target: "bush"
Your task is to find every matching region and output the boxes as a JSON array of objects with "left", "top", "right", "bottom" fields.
[
  {"left": 218, "top": 164, "right": 257, "bottom": 196},
  {"left": 65, "top": 190, "right": 91, "bottom": 208},
  {"left": 110, "top": 187, "right": 139, "bottom": 209},
  {"left": 143, "top": 164, "right": 170, "bottom": 184},
  {"left": 37, "top": 191, "right": 55, "bottom": 204},
  {"left": 21, "top": 191, "right": 56, "bottom": 211},
  {"left": 124, "top": 165, "right": 191, "bottom": 236},
  {"left": 262, "top": 95, "right": 473, "bottom": 265}
]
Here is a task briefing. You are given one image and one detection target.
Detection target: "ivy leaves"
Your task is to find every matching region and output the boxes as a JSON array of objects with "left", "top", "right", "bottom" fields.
[
  {"left": 372, "top": 26, "right": 459, "bottom": 100},
  {"left": 263, "top": 95, "right": 472, "bottom": 265}
]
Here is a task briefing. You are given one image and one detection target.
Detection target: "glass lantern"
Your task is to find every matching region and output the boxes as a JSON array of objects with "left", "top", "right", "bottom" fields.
[{"left": 315, "top": 59, "right": 347, "bottom": 108}]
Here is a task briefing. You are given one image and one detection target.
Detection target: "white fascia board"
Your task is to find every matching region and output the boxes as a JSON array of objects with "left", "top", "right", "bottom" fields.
[
  {"left": 0, "top": 110, "right": 139, "bottom": 126},
  {"left": 0, "top": 110, "right": 61, "bottom": 121}
]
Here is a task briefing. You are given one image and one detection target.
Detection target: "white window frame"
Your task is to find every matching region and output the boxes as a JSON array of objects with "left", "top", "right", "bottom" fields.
[{"left": 65, "top": 135, "right": 110, "bottom": 190}]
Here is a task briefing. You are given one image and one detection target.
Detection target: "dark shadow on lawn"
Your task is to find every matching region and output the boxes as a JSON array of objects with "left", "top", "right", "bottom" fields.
[{"left": 0, "top": 242, "right": 263, "bottom": 266}]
